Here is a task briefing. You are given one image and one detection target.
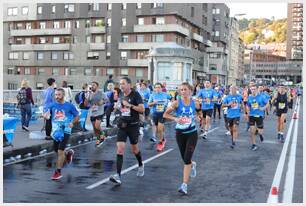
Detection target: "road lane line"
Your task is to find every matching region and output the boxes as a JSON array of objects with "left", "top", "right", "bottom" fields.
[
  {"left": 86, "top": 148, "right": 174, "bottom": 189},
  {"left": 267, "top": 98, "right": 299, "bottom": 203},
  {"left": 283, "top": 98, "right": 301, "bottom": 203}
]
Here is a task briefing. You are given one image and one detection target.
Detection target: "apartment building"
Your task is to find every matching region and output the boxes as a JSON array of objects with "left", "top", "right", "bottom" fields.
[
  {"left": 227, "top": 17, "right": 239, "bottom": 86},
  {"left": 3, "top": 3, "right": 213, "bottom": 90}
]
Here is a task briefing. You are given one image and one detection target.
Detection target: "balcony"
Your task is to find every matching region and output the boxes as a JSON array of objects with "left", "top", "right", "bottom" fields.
[
  {"left": 207, "top": 46, "right": 228, "bottom": 54},
  {"left": 192, "top": 33, "right": 203, "bottom": 43},
  {"left": 119, "top": 42, "right": 175, "bottom": 50},
  {"left": 134, "top": 24, "right": 190, "bottom": 36},
  {"left": 10, "top": 28, "right": 71, "bottom": 36},
  {"left": 127, "top": 59, "right": 148, "bottom": 67},
  {"left": 203, "top": 39, "right": 213, "bottom": 47},
  {"left": 90, "top": 43, "right": 106, "bottom": 50},
  {"left": 86, "top": 26, "right": 106, "bottom": 34},
  {"left": 11, "top": 44, "right": 70, "bottom": 51}
]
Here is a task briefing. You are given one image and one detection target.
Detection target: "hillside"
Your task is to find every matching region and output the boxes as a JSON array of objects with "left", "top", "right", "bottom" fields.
[{"left": 239, "top": 18, "right": 287, "bottom": 44}]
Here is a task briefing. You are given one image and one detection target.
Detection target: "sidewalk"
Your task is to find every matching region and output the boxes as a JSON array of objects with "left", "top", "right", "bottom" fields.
[{"left": 3, "top": 116, "right": 118, "bottom": 162}]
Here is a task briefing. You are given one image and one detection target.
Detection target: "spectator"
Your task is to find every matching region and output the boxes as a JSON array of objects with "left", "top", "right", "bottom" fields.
[
  {"left": 62, "top": 81, "right": 73, "bottom": 103},
  {"left": 104, "top": 75, "right": 115, "bottom": 92},
  {"left": 17, "top": 79, "right": 34, "bottom": 132},
  {"left": 43, "top": 78, "right": 56, "bottom": 140}
]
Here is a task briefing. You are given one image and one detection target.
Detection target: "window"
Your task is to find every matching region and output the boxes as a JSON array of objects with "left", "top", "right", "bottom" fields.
[
  {"left": 122, "top": 35, "right": 128, "bottom": 42},
  {"left": 136, "top": 35, "right": 144, "bottom": 43},
  {"left": 202, "top": 16, "right": 207, "bottom": 25},
  {"left": 8, "top": 7, "right": 18, "bottom": 16},
  {"left": 73, "top": 36, "right": 78, "bottom": 43},
  {"left": 84, "top": 68, "right": 92, "bottom": 75},
  {"left": 191, "top": 7, "right": 195, "bottom": 17},
  {"left": 63, "top": 52, "right": 74, "bottom": 60},
  {"left": 65, "top": 21, "right": 71, "bottom": 28},
  {"left": 157, "top": 62, "right": 183, "bottom": 81},
  {"left": 209, "top": 53, "right": 221, "bottom": 59},
  {"left": 95, "top": 35, "right": 102, "bottom": 43},
  {"left": 53, "top": 21, "right": 60, "bottom": 29},
  {"left": 86, "top": 35, "right": 91, "bottom": 43},
  {"left": 25, "top": 38, "right": 31, "bottom": 44},
  {"left": 87, "top": 52, "right": 99, "bottom": 60},
  {"left": 16, "top": 23, "right": 23, "bottom": 30},
  {"left": 95, "top": 68, "right": 100, "bottom": 76},
  {"left": 53, "top": 37, "right": 60, "bottom": 43},
  {"left": 51, "top": 52, "right": 58, "bottom": 60},
  {"left": 152, "top": 3, "right": 164, "bottom": 8},
  {"left": 122, "top": 3, "right": 127, "bottom": 10},
  {"left": 215, "top": 31, "right": 219, "bottom": 36},
  {"left": 152, "top": 34, "right": 164, "bottom": 42},
  {"left": 52, "top": 68, "right": 59, "bottom": 75},
  {"left": 122, "top": 18, "right": 126, "bottom": 26},
  {"left": 216, "top": 8, "right": 220, "bottom": 14},
  {"left": 75, "top": 20, "right": 80, "bottom": 28},
  {"left": 70, "top": 68, "right": 77, "bottom": 75},
  {"left": 22, "top": 7, "right": 28, "bottom": 15},
  {"left": 107, "top": 3, "right": 112, "bottom": 10},
  {"left": 136, "top": 69, "right": 144, "bottom": 77},
  {"left": 16, "top": 38, "right": 23, "bottom": 44},
  {"left": 106, "top": 68, "right": 113, "bottom": 75},
  {"left": 93, "top": 3, "right": 99, "bottom": 11},
  {"left": 209, "top": 64, "right": 217, "bottom": 70},
  {"left": 8, "top": 67, "right": 14, "bottom": 74},
  {"left": 121, "top": 51, "right": 127, "bottom": 60},
  {"left": 121, "top": 68, "right": 128, "bottom": 76},
  {"left": 136, "top": 51, "right": 146, "bottom": 59},
  {"left": 37, "top": 52, "right": 44, "bottom": 60},
  {"left": 138, "top": 18, "right": 144, "bottom": 25},
  {"left": 52, "top": 5, "right": 56, "bottom": 13},
  {"left": 9, "top": 52, "right": 18, "bottom": 60},
  {"left": 64, "top": 4, "right": 75, "bottom": 13},
  {"left": 107, "top": 35, "right": 111, "bottom": 43},
  {"left": 64, "top": 68, "right": 69, "bottom": 75},
  {"left": 26, "top": 23, "right": 31, "bottom": 29},
  {"left": 8, "top": 83, "right": 18, "bottom": 90},
  {"left": 24, "top": 68, "right": 30, "bottom": 75},
  {"left": 107, "top": 18, "right": 111, "bottom": 26},
  {"left": 39, "top": 22, "right": 46, "bottom": 29},
  {"left": 38, "top": 68, "right": 45, "bottom": 75},
  {"left": 95, "top": 19, "right": 104, "bottom": 27},
  {"left": 37, "top": 6, "right": 42, "bottom": 14},
  {"left": 106, "top": 52, "right": 111, "bottom": 59},
  {"left": 137, "top": 3, "right": 142, "bottom": 9},
  {"left": 156, "top": 17, "right": 165, "bottom": 25},
  {"left": 39, "top": 37, "right": 46, "bottom": 44},
  {"left": 85, "top": 19, "right": 91, "bottom": 28},
  {"left": 23, "top": 52, "right": 30, "bottom": 60}
]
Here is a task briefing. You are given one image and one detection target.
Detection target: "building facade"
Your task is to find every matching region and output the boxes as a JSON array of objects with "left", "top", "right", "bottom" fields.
[
  {"left": 237, "top": 38, "right": 245, "bottom": 86},
  {"left": 206, "top": 3, "right": 230, "bottom": 85},
  {"left": 3, "top": 3, "right": 214, "bottom": 90},
  {"left": 227, "top": 17, "right": 239, "bottom": 86},
  {"left": 287, "top": 3, "right": 303, "bottom": 60}
]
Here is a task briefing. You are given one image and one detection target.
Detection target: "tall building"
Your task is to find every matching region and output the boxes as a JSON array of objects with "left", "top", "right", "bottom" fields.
[
  {"left": 206, "top": 3, "right": 230, "bottom": 85},
  {"left": 227, "top": 17, "right": 239, "bottom": 86},
  {"left": 287, "top": 3, "right": 303, "bottom": 60},
  {"left": 3, "top": 3, "right": 213, "bottom": 90},
  {"left": 238, "top": 38, "right": 245, "bottom": 86}
]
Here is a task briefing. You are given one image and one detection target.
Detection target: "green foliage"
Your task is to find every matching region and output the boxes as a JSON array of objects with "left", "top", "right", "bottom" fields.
[{"left": 238, "top": 18, "right": 287, "bottom": 44}]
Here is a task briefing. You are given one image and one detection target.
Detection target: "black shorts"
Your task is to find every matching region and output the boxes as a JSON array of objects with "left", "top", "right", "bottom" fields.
[
  {"left": 144, "top": 108, "right": 150, "bottom": 117},
  {"left": 243, "top": 101, "right": 247, "bottom": 106},
  {"left": 202, "top": 109, "right": 213, "bottom": 118},
  {"left": 90, "top": 115, "right": 103, "bottom": 122},
  {"left": 224, "top": 114, "right": 228, "bottom": 124},
  {"left": 117, "top": 125, "right": 140, "bottom": 145},
  {"left": 227, "top": 117, "right": 240, "bottom": 127},
  {"left": 249, "top": 116, "right": 264, "bottom": 129},
  {"left": 276, "top": 109, "right": 287, "bottom": 117},
  {"left": 53, "top": 133, "right": 70, "bottom": 152},
  {"left": 153, "top": 113, "right": 165, "bottom": 126}
]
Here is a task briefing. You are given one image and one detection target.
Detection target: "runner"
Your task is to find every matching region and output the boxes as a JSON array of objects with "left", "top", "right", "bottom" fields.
[
  {"left": 197, "top": 81, "right": 214, "bottom": 139},
  {"left": 42, "top": 88, "right": 79, "bottom": 180},
  {"left": 222, "top": 85, "right": 243, "bottom": 149},
  {"left": 163, "top": 82, "right": 200, "bottom": 195},
  {"left": 212, "top": 86, "right": 222, "bottom": 121},
  {"left": 148, "top": 82, "right": 172, "bottom": 151},
  {"left": 88, "top": 81, "right": 108, "bottom": 147},
  {"left": 109, "top": 77, "right": 145, "bottom": 185},
  {"left": 221, "top": 89, "right": 231, "bottom": 136},
  {"left": 272, "top": 84, "right": 290, "bottom": 143},
  {"left": 245, "top": 85, "right": 269, "bottom": 151}
]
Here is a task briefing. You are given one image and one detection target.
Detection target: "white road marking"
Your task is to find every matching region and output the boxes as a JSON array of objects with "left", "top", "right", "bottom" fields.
[
  {"left": 282, "top": 98, "right": 301, "bottom": 203},
  {"left": 267, "top": 98, "right": 300, "bottom": 203},
  {"left": 86, "top": 148, "right": 174, "bottom": 189}
]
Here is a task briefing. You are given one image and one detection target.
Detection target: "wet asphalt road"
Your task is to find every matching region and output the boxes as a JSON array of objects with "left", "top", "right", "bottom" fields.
[{"left": 3, "top": 101, "right": 303, "bottom": 203}]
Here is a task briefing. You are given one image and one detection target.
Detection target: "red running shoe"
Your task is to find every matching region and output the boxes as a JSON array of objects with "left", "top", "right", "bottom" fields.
[{"left": 51, "top": 170, "right": 62, "bottom": 180}]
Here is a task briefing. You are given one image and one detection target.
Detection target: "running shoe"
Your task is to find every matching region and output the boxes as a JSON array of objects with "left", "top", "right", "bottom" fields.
[
  {"left": 96, "top": 137, "right": 105, "bottom": 147},
  {"left": 109, "top": 174, "right": 121, "bottom": 186},
  {"left": 161, "top": 139, "right": 166, "bottom": 148},
  {"left": 226, "top": 131, "right": 231, "bottom": 136},
  {"left": 280, "top": 134, "right": 285, "bottom": 143},
  {"left": 150, "top": 137, "right": 157, "bottom": 143},
  {"left": 259, "top": 134, "right": 264, "bottom": 142},
  {"left": 230, "top": 141, "right": 236, "bottom": 149},
  {"left": 156, "top": 142, "right": 163, "bottom": 151},
  {"left": 65, "top": 149, "right": 74, "bottom": 164},
  {"left": 202, "top": 131, "right": 208, "bottom": 140},
  {"left": 251, "top": 144, "right": 258, "bottom": 151},
  {"left": 51, "top": 170, "right": 62, "bottom": 180},
  {"left": 178, "top": 183, "right": 188, "bottom": 195},
  {"left": 190, "top": 162, "right": 197, "bottom": 178},
  {"left": 277, "top": 133, "right": 281, "bottom": 140},
  {"left": 136, "top": 165, "right": 144, "bottom": 177}
]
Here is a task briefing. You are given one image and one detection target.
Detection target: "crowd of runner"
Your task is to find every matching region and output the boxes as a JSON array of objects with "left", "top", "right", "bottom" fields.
[{"left": 34, "top": 75, "right": 302, "bottom": 195}]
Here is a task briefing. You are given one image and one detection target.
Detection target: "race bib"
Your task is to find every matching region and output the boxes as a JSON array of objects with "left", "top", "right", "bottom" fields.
[
  {"left": 121, "top": 107, "right": 131, "bottom": 116},
  {"left": 251, "top": 102, "right": 259, "bottom": 109},
  {"left": 231, "top": 101, "right": 238, "bottom": 109},
  {"left": 279, "top": 103, "right": 285, "bottom": 109},
  {"left": 204, "top": 98, "right": 211, "bottom": 104},
  {"left": 156, "top": 104, "right": 165, "bottom": 112},
  {"left": 213, "top": 96, "right": 218, "bottom": 101},
  {"left": 177, "top": 116, "right": 192, "bottom": 130}
]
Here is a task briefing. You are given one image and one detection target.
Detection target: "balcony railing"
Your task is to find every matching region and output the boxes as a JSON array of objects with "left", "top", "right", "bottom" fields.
[
  {"left": 10, "top": 28, "right": 71, "bottom": 36},
  {"left": 134, "top": 24, "right": 189, "bottom": 36},
  {"left": 11, "top": 44, "right": 70, "bottom": 51}
]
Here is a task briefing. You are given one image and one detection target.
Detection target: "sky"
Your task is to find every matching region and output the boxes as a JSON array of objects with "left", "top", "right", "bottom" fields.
[{"left": 226, "top": 3, "right": 287, "bottom": 20}]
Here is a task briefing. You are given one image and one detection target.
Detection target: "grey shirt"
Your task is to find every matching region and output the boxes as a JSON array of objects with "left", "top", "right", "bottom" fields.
[{"left": 88, "top": 90, "right": 108, "bottom": 117}]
